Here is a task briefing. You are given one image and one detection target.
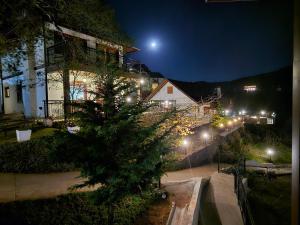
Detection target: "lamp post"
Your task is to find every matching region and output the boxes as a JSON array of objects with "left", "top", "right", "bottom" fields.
[
  {"left": 202, "top": 132, "right": 210, "bottom": 146},
  {"left": 266, "top": 148, "right": 275, "bottom": 162}
]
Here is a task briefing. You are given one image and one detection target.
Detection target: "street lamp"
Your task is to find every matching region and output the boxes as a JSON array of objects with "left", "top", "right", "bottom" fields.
[
  {"left": 219, "top": 123, "right": 224, "bottom": 128},
  {"left": 140, "top": 78, "right": 145, "bottom": 85},
  {"left": 202, "top": 132, "right": 210, "bottom": 145},
  {"left": 182, "top": 138, "right": 189, "bottom": 147},
  {"left": 266, "top": 148, "right": 275, "bottom": 161},
  {"left": 260, "top": 110, "right": 266, "bottom": 116},
  {"left": 126, "top": 96, "right": 132, "bottom": 103}
]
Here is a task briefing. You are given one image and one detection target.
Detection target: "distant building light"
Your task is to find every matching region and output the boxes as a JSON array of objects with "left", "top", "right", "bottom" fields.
[
  {"left": 244, "top": 85, "right": 257, "bottom": 92},
  {"left": 260, "top": 110, "right": 266, "bottom": 116}
]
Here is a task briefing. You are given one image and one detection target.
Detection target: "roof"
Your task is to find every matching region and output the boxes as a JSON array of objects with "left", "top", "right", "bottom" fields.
[{"left": 146, "top": 79, "right": 216, "bottom": 103}]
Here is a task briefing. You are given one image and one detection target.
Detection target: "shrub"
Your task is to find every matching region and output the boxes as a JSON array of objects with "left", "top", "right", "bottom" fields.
[
  {"left": 0, "top": 191, "right": 157, "bottom": 225},
  {"left": 0, "top": 136, "right": 77, "bottom": 173}
]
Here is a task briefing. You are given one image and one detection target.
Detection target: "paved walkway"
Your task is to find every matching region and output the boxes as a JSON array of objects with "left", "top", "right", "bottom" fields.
[
  {"left": 210, "top": 172, "right": 244, "bottom": 225},
  {"left": 0, "top": 171, "right": 99, "bottom": 202},
  {"left": 162, "top": 164, "right": 228, "bottom": 183}
]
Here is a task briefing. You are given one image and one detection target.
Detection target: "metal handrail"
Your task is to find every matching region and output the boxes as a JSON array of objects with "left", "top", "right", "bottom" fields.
[{"left": 234, "top": 159, "right": 256, "bottom": 225}]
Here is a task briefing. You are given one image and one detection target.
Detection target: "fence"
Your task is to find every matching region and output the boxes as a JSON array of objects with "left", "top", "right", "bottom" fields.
[{"left": 233, "top": 160, "right": 255, "bottom": 225}]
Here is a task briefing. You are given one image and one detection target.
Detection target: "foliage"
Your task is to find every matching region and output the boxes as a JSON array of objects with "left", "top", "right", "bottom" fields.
[
  {"left": 0, "top": 191, "right": 157, "bottom": 225},
  {"left": 247, "top": 174, "right": 291, "bottom": 225},
  {"left": 217, "top": 129, "right": 246, "bottom": 163},
  {"left": 217, "top": 125, "right": 291, "bottom": 164},
  {"left": 0, "top": 0, "right": 131, "bottom": 57},
  {"left": 52, "top": 65, "right": 177, "bottom": 222},
  {"left": 0, "top": 135, "right": 76, "bottom": 173},
  {"left": 211, "top": 113, "right": 229, "bottom": 128}
]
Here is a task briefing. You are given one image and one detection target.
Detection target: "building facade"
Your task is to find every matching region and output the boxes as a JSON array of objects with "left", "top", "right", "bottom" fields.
[
  {"left": 146, "top": 79, "right": 217, "bottom": 118},
  {"left": 0, "top": 23, "right": 146, "bottom": 119}
]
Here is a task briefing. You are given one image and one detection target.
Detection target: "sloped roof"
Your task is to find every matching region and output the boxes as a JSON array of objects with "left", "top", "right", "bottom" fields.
[
  {"left": 168, "top": 79, "right": 216, "bottom": 102},
  {"left": 146, "top": 79, "right": 216, "bottom": 103}
]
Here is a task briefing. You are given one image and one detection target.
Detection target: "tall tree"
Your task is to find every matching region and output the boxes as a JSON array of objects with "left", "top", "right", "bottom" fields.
[
  {"left": 0, "top": 0, "right": 131, "bottom": 56},
  {"left": 59, "top": 65, "right": 178, "bottom": 223}
]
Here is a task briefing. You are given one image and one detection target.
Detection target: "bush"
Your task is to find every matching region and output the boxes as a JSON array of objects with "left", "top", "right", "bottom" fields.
[
  {"left": 0, "top": 191, "right": 157, "bottom": 225},
  {"left": 0, "top": 136, "right": 77, "bottom": 173}
]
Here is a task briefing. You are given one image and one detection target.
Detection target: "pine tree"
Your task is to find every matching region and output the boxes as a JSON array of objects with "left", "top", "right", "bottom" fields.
[{"left": 67, "top": 65, "right": 175, "bottom": 223}]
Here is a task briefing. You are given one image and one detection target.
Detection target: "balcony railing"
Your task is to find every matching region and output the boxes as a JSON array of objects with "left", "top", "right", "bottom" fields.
[
  {"left": 44, "top": 100, "right": 87, "bottom": 120},
  {"left": 46, "top": 42, "right": 146, "bottom": 74}
]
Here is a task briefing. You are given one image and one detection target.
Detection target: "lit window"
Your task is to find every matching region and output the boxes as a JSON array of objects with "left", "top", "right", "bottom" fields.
[
  {"left": 244, "top": 85, "right": 256, "bottom": 92},
  {"left": 167, "top": 86, "right": 173, "bottom": 94}
]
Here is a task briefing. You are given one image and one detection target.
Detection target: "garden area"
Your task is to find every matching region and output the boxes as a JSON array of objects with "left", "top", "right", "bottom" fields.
[
  {"left": 217, "top": 124, "right": 292, "bottom": 165},
  {"left": 247, "top": 174, "right": 291, "bottom": 225},
  {"left": 0, "top": 191, "right": 161, "bottom": 225}
]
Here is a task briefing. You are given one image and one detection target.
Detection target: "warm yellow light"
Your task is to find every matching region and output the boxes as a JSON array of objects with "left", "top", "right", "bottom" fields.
[
  {"left": 182, "top": 139, "right": 189, "bottom": 147},
  {"left": 126, "top": 96, "right": 132, "bottom": 103},
  {"left": 202, "top": 132, "right": 209, "bottom": 139},
  {"left": 227, "top": 121, "right": 232, "bottom": 126},
  {"left": 219, "top": 123, "right": 224, "bottom": 128}
]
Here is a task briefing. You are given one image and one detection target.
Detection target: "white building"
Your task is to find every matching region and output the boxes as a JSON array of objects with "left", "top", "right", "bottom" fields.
[
  {"left": 0, "top": 23, "right": 141, "bottom": 119},
  {"left": 146, "top": 79, "right": 217, "bottom": 118}
]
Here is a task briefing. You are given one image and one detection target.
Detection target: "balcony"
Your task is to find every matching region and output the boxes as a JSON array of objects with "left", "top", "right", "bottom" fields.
[{"left": 46, "top": 42, "right": 145, "bottom": 75}]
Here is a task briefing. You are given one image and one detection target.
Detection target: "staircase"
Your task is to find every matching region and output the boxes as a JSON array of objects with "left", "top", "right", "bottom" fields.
[{"left": 0, "top": 113, "right": 29, "bottom": 135}]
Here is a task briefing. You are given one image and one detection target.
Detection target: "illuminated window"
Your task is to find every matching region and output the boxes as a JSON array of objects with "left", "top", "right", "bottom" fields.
[
  {"left": 244, "top": 85, "right": 256, "bottom": 92},
  {"left": 167, "top": 86, "right": 173, "bottom": 94}
]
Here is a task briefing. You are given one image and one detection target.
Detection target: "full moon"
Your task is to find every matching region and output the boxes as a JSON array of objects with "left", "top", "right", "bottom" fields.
[{"left": 150, "top": 41, "right": 157, "bottom": 48}]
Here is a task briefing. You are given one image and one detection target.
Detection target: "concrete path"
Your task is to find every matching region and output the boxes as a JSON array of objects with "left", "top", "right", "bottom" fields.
[
  {"left": 0, "top": 171, "right": 98, "bottom": 202},
  {"left": 162, "top": 164, "right": 229, "bottom": 183},
  {"left": 210, "top": 172, "right": 244, "bottom": 225}
]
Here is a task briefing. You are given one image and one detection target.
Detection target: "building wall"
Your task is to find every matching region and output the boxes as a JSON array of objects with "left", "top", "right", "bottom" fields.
[{"left": 150, "top": 81, "right": 196, "bottom": 107}]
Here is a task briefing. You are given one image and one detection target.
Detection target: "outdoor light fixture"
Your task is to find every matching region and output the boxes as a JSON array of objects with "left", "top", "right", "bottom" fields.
[
  {"left": 126, "top": 96, "right": 132, "bottom": 103},
  {"left": 266, "top": 148, "right": 275, "bottom": 161},
  {"left": 227, "top": 121, "right": 233, "bottom": 126},
  {"left": 224, "top": 109, "right": 230, "bottom": 115},
  {"left": 82, "top": 78, "right": 87, "bottom": 83},
  {"left": 202, "top": 132, "right": 209, "bottom": 139},
  {"left": 219, "top": 123, "right": 224, "bottom": 128},
  {"left": 182, "top": 138, "right": 189, "bottom": 147},
  {"left": 260, "top": 110, "right": 266, "bottom": 115},
  {"left": 140, "top": 79, "right": 145, "bottom": 85},
  {"left": 233, "top": 119, "right": 237, "bottom": 122}
]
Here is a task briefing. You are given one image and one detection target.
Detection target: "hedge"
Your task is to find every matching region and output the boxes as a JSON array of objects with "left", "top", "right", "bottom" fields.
[
  {"left": 0, "top": 136, "right": 77, "bottom": 173},
  {"left": 0, "top": 191, "right": 157, "bottom": 225}
]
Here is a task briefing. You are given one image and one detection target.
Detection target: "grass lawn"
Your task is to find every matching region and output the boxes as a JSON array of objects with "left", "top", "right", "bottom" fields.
[
  {"left": 245, "top": 142, "right": 291, "bottom": 164},
  {"left": 248, "top": 174, "right": 291, "bottom": 225},
  {"left": 0, "top": 127, "right": 58, "bottom": 144}
]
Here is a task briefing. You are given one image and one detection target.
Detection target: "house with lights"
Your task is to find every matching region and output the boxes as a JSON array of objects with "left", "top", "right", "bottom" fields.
[
  {"left": 146, "top": 79, "right": 219, "bottom": 118},
  {"left": 0, "top": 23, "right": 149, "bottom": 120}
]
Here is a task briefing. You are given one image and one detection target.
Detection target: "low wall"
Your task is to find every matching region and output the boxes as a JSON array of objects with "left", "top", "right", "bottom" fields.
[
  {"left": 165, "top": 178, "right": 208, "bottom": 225},
  {"left": 0, "top": 171, "right": 98, "bottom": 203},
  {"left": 175, "top": 126, "right": 242, "bottom": 170},
  {"left": 184, "top": 178, "right": 208, "bottom": 225}
]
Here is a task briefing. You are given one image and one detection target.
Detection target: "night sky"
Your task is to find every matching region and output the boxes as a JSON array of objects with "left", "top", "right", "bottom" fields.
[{"left": 108, "top": 0, "right": 293, "bottom": 82}]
